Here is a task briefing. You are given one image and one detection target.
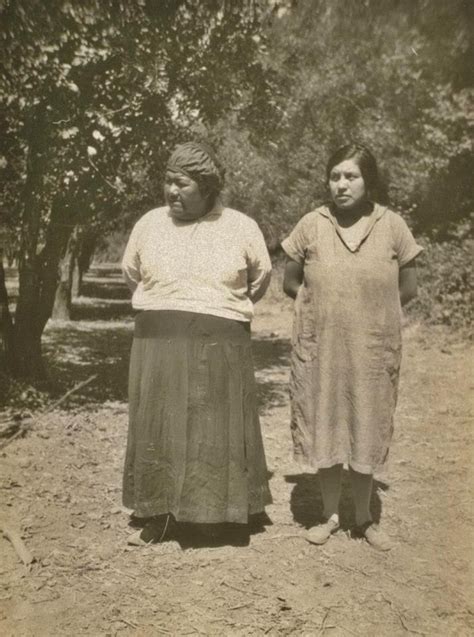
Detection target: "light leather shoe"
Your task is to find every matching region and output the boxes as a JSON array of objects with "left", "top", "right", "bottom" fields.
[
  {"left": 127, "top": 530, "right": 153, "bottom": 546},
  {"left": 356, "top": 521, "right": 393, "bottom": 551},
  {"left": 305, "top": 518, "right": 340, "bottom": 545}
]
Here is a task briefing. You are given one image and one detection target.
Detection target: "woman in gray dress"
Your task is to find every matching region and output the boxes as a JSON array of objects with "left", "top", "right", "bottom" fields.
[{"left": 282, "top": 144, "right": 422, "bottom": 550}]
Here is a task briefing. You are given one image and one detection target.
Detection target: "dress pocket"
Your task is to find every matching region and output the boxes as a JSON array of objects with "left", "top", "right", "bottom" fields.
[
  {"left": 383, "top": 339, "right": 402, "bottom": 383},
  {"left": 292, "top": 331, "right": 318, "bottom": 362},
  {"left": 291, "top": 289, "right": 318, "bottom": 362}
]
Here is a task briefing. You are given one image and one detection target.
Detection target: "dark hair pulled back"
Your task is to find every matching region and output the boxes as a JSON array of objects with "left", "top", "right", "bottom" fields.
[{"left": 326, "top": 143, "right": 381, "bottom": 200}]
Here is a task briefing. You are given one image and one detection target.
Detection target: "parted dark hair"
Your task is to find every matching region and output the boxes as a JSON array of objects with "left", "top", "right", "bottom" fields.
[{"left": 326, "top": 143, "right": 380, "bottom": 198}]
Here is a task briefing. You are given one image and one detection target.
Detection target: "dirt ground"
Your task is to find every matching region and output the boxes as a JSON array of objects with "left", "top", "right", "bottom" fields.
[{"left": 0, "top": 268, "right": 473, "bottom": 636}]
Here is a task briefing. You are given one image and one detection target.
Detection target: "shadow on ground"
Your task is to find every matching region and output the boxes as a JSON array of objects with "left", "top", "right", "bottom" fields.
[
  {"left": 71, "top": 274, "right": 135, "bottom": 321},
  {"left": 43, "top": 321, "right": 133, "bottom": 405},
  {"left": 41, "top": 270, "right": 292, "bottom": 411},
  {"left": 285, "top": 470, "right": 389, "bottom": 529},
  {"left": 127, "top": 511, "right": 273, "bottom": 549},
  {"left": 253, "top": 337, "right": 291, "bottom": 411},
  {"left": 80, "top": 279, "right": 132, "bottom": 301}
]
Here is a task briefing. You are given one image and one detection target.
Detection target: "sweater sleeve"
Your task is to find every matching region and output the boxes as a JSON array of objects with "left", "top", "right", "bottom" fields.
[
  {"left": 121, "top": 222, "right": 142, "bottom": 292},
  {"left": 246, "top": 220, "right": 272, "bottom": 303}
]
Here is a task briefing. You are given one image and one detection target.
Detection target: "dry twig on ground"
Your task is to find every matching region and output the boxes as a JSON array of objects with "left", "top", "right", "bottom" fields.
[
  {"left": 0, "top": 374, "right": 97, "bottom": 450},
  {"left": 0, "top": 522, "right": 35, "bottom": 568}
]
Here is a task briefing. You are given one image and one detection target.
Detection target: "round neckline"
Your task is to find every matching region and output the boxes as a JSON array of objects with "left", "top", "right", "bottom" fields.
[{"left": 168, "top": 201, "right": 223, "bottom": 225}]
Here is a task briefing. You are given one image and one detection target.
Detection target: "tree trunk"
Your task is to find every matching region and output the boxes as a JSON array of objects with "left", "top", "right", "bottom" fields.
[
  {"left": 13, "top": 208, "right": 87, "bottom": 378},
  {"left": 14, "top": 198, "right": 75, "bottom": 378},
  {"left": 52, "top": 227, "right": 79, "bottom": 320},
  {"left": 73, "top": 231, "right": 97, "bottom": 298},
  {"left": 52, "top": 259, "right": 72, "bottom": 321},
  {"left": 14, "top": 270, "right": 46, "bottom": 379},
  {"left": 71, "top": 256, "right": 81, "bottom": 299},
  {"left": 13, "top": 103, "right": 49, "bottom": 379},
  {"left": 53, "top": 226, "right": 97, "bottom": 314},
  {"left": 38, "top": 197, "right": 75, "bottom": 326},
  {"left": 0, "top": 255, "right": 14, "bottom": 380}
]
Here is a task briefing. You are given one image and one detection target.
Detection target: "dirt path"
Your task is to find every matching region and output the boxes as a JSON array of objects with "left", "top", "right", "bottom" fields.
[{"left": 0, "top": 275, "right": 472, "bottom": 636}]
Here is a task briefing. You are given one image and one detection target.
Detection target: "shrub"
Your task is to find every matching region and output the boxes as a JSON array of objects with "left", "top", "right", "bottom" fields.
[{"left": 409, "top": 234, "right": 472, "bottom": 331}]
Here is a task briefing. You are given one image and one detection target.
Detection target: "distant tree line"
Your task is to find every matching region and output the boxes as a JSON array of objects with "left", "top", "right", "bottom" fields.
[
  {"left": 0, "top": 0, "right": 472, "bottom": 380},
  {"left": 0, "top": 0, "right": 279, "bottom": 379}
]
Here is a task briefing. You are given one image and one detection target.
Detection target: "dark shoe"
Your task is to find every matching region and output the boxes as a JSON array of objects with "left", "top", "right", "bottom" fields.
[{"left": 127, "top": 515, "right": 172, "bottom": 545}]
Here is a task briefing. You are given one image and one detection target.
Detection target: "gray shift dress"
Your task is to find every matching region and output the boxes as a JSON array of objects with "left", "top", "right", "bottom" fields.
[{"left": 281, "top": 204, "right": 423, "bottom": 474}]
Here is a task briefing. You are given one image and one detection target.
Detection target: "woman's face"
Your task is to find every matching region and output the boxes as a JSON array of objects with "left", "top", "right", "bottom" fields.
[
  {"left": 164, "top": 170, "right": 209, "bottom": 220},
  {"left": 328, "top": 158, "right": 367, "bottom": 213}
]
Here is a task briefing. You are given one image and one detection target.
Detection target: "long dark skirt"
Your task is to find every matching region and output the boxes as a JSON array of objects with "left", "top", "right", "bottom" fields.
[{"left": 123, "top": 310, "right": 272, "bottom": 524}]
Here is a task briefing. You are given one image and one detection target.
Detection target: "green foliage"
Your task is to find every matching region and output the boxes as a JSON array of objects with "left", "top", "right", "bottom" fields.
[
  {"left": 0, "top": 0, "right": 277, "bottom": 241},
  {"left": 0, "top": 0, "right": 472, "bottom": 349},
  {"left": 216, "top": 0, "right": 472, "bottom": 244},
  {"left": 410, "top": 231, "right": 473, "bottom": 331},
  {"left": 93, "top": 229, "right": 129, "bottom": 264},
  {"left": 0, "top": 0, "right": 284, "bottom": 377}
]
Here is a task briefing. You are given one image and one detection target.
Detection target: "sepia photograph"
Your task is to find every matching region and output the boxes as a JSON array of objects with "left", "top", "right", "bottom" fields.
[{"left": 0, "top": 1, "right": 472, "bottom": 635}]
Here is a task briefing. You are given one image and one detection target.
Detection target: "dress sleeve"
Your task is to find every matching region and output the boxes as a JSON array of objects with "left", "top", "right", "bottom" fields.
[
  {"left": 121, "top": 222, "right": 142, "bottom": 292},
  {"left": 246, "top": 220, "right": 272, "bottom": 303},
  {"left": 391, "top": 214, "right": 424, "bottom": 267},
  {"left": 280, "top": 215, "right": 310, "bottom": 264}
]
